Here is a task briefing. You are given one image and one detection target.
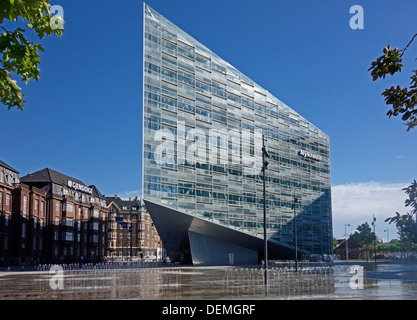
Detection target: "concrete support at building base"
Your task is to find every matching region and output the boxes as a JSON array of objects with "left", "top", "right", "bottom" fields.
[{"left": 188, "top": 230, "right": 258, "bottom": 266}]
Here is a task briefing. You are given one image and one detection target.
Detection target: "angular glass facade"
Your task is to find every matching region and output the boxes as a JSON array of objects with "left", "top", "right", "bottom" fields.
[{"left": 143, "top": 4, "right": 332, "bottom": 256}]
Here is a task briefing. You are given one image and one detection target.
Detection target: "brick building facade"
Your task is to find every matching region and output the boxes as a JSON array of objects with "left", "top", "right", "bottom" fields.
[
  {"left": 106, "top": 195, "right": 163, "bottom": 261},
  {"left": 1, "top": 160, "right": 164, "bottom": 265},
  {"left": 10, "top": 183, "right": 47, "bottom": 264},
  {"left": 0, "top": 160, "right": 20, "bottom": 265},
  {"left": 16, "top": 168, "right": 109, "bottom": 264}
]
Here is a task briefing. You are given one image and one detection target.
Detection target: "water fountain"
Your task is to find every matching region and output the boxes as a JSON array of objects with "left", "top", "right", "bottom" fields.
[
  {"left": 2, "top": 259, "right": 417, "bottom": 299},
  {"left": 222, "top": 261, "right": 335, "bottom": 299}
]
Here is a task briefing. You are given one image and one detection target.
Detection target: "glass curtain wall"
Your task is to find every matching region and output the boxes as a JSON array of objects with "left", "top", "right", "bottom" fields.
[{"left": 143, "top": 4, "right": 332, "bottom": 255}]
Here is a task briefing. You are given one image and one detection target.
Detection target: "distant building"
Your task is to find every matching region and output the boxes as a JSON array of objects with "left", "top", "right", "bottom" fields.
[
  {"left": 105, "top": 195, "right": 163, "bottom": 261},
  {"left": 334, "top": 237, "right": 362, "bottom": 260},
  {"left": 19, "top": 168, "right": 108, "bottom": 264}
]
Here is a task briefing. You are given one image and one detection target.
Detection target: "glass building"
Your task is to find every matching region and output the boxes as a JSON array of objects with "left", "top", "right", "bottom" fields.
[{"left": 142, "top": 4, "right": 332, "bottom": 265}]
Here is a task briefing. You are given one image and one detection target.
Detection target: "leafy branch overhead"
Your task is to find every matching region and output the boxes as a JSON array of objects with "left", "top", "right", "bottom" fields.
[
  {"left": 0, "top": 0, "right": 64, "bottom": 110},
  {"left": 385, "top": 180, "right": 417, "bottom": 244},
  {"left": 369, "top": 34, "right": 417, "bottom": 131}
]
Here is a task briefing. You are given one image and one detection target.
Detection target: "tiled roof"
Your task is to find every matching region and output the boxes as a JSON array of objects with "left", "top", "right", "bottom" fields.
[
  {"left": 20, "top": 168, "right": 105, "bottom": 199},
  {"left": 20, "top": 168, "right": 85, "bottom": 186}
]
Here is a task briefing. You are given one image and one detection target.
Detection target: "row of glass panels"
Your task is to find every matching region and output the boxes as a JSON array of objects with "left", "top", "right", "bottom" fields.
[{"left": 143, "top": 4, "right": 332, "bottom": 254}]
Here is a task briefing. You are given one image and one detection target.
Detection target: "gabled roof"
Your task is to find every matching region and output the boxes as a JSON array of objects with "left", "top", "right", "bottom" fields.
[
  {"left": 105, "top": 195, "right": 142, "bottom": 211},
  {"left": 335, "top": 237, "right": 362, "bottom": 250},
  {"left": 20, "top": 168, "right": 85, "bottom": 186},
  {"left": 0, "top": 160, "right": 19, "bottom": 174}
]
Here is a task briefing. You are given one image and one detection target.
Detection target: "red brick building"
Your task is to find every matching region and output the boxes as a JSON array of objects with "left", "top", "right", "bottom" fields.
[
  {"left": 11, "top": 183, "right": 47, "bottom": 264},
  {"left": 0, "top": 160, "right": 20, "bottom": 265},
  {"left": 106, "top": 195, "right": 163, "bottom": 261},
  {"left": 334, "top": 237, "right": 363, "bottom": 260},
  {"left": 18, "top": 168, "right": 109, "bottom": 264}
]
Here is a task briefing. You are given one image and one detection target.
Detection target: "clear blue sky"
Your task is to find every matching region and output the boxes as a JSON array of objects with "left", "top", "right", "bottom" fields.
[{"left": 1, "top": 0, "right": 416, "bottom": 239}]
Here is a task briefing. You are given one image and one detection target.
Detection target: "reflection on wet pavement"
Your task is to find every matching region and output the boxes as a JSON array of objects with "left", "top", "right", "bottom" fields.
[{"left": 0, "top": 263, "right": 416, "bottom": 300}]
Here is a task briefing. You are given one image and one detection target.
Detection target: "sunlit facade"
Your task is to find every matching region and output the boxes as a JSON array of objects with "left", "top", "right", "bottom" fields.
[{"left": 142, "top": 4, "right": 332, "bottom": 264}]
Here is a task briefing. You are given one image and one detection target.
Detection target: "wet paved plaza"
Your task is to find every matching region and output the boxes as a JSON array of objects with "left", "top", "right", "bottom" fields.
[{"left": 0, "top": 262, "right": 416, "bottom": 300}]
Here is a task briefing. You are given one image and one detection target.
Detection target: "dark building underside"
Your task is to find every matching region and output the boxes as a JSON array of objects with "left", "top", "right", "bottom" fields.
[{"left": 144, "top": 200, "right": 305, "bottom": 265}]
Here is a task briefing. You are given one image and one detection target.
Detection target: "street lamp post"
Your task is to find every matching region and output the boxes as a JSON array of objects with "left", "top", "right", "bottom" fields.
[
  {"left": 130, "top": 209, "right": 133, "bottom": 262},
  {"left": 262, "top": 135, "right": 270, "bottom": 286},
  {"left": 344, "top": 224, "right": 350, "bottom": 261}
]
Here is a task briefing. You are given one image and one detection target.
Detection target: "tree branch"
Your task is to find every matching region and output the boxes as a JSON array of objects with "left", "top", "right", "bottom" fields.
[
  {"left": 0, "top": 25, "right": 11, "bottom": 34},
  {"left": 400, "top": 33, "right": 417, "bottom": 56}
]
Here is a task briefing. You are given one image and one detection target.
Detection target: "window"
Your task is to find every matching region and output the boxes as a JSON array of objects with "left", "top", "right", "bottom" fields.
[
  {"left": 35, "top": 198, "right": 39, "bottom": 210},
  {"left": 55, "top": 216, "right": 59, "bottom": 226},
  {"left": 93, "top": 209, "right": 99, "bottom": 218},
  {"left": 63, "top": 217, "right": 74, "bottom": 227},
  {"left": 5, "top": 193, "right": 10, "bottom": 206},
  {"left": 63, "top": 232, "right": 74, "bottom": 241},
  {"left": 0, "top": 191, "right": 2, "bottom": 206},
  {"left": 22, "top": 223, "right": 26, "bottom": 238},
  {"left": 55, "top": 201, "right": 60, "bottom": 212},
  {"left": 23, "top": 196, "right": 27, "bottom": 217},
  {"left": 90, "top": 234, "right": 99, "bottom": 243},
  {"left": 66, "top": 202, "right": 74, "bottom": 213},
  {"left": 40, "top": 201, "right": 44, "bottom": 213}
]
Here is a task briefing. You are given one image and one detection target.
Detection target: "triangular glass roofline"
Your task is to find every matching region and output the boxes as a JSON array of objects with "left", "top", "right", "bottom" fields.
[{"left": 144, "top": 3, "right": 328, "bottom": 140}]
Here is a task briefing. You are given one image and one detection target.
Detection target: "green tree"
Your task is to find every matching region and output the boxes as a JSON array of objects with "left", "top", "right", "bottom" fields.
[
  {"left": 332, "top": 237, "right": 339, "bottom": 251},
  {"left": 0, "top": 0, "right": 63, "bottom": 110},
  {"left": 353, "top": 222, "right": 376, "bottom": 261},
  {"left": 368, "top": 34, "right": 417, "bottom": 131},
  {"left": 370, "top": 36, "right": 417, "bottom": 253},
  {"left": 385, "top": 180, "right": 417, "bottom": 248}
]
